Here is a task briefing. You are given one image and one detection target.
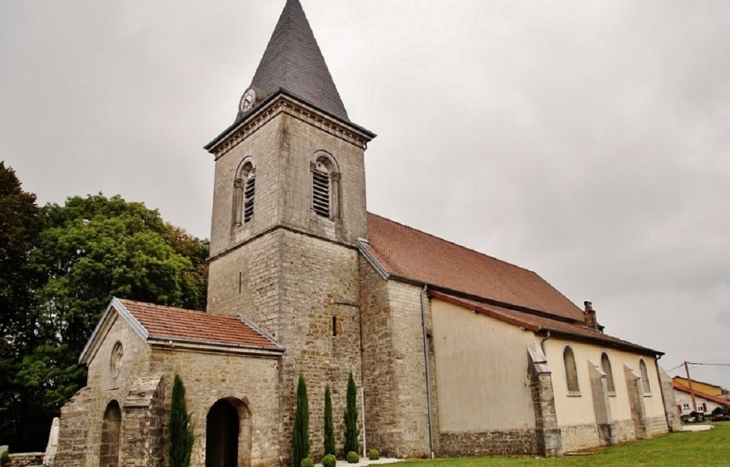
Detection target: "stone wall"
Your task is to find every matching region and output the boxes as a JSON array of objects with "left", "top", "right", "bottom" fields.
[
  {"left": 151, "top": 348, "right": 282, "bottom": 467},
  {"left": 560, "top": 423, "right": 599, "bottom": 452},
  {"left": 385, "top": 282, "right": 432, "bottom": 458},
  {"left": 358, "top": 256, "right": 397, "bottom": 456},
  {"left": 55, "top": 311, "right": 153, "bottom": 467},
  {"left": 7, "top": 453, "right": 43, "bottom": 467},
  {"left": 613, "top": 419, "right": 637, "bottom": 444},
  {"left": 528, "top": 347, "right": 562, "bottom": 457},
  {"left": 207, "top": 97, "right": 370, "bottom": 464},
  {"left": 646, "top": 416, "right": 670, "bottom": 437},
  {"left": 438, "top": 430, "right": 537, "bottom": 457}
]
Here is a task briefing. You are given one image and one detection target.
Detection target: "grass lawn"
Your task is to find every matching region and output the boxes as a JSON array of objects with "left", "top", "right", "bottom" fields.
[{"left": 395, "top": 422, "right": 730, "bottom": 466}]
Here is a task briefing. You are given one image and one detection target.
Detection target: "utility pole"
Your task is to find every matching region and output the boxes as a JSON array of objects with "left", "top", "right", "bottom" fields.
[{"left": 684, "top": 361, "right": 698, "bottom": 412}]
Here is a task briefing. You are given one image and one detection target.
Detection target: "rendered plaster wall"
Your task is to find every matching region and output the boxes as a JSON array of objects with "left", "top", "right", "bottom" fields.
[
  {"left": 545, "top": 339, "right": 668, "bottom": 451},
  {"left": 430, "top": 299, "right": 537, "bottom": 432}
]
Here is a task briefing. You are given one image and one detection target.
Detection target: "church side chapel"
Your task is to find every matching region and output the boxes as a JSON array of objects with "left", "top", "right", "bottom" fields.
[{"left": 54, "top": 1, "right": 678, "bottom": 466}]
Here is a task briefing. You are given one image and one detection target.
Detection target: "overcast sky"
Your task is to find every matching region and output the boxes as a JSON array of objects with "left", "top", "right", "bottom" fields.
[{"left": 2, "top": 1, "right": 729, "bottom": 390}]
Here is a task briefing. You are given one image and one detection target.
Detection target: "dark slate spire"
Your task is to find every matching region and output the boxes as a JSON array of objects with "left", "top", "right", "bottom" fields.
[{"left": 238, "top": 0, "right": 349, "bottom": 122}]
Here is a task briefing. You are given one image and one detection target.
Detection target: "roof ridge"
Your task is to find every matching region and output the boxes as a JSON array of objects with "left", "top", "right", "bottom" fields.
[
  {"left": 367, "top": 212, "right": 539, "bottom": 275},
  {"left": 118, "top": 298, "right": 205, "bottom": 314}
]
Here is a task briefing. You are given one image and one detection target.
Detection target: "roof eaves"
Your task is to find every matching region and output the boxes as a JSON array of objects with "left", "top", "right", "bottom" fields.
[
  {"left": 358, "top": 239, "right": 390, "bottom": 280},
  {"left": 237, "top": 314, "right": 285, "bottom": 351},
  {"left": 425, "top": 285, "right": 581, "bottom": 325},
  {"left": 536, "top": 326, "right": 663, "bottom": 357},
  {"left": 206, "top": 89, "right": 375, "bottom": 152},
  {"left": 148, "top": 336, "right": 285, "bottom": 355},
  {"left": 79, "top": 297, "right": 149, "bottom": 364}
]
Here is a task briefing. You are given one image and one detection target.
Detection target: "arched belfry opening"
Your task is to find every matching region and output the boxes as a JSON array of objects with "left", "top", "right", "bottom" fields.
[
  {"left": 100, "top": 400, "right": 121, "bottom": 467},
  {"left": 206, "top": 398, "right": 252, "bottom": 467}
]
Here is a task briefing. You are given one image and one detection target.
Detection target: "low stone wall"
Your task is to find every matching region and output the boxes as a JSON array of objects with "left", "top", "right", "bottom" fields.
[
  {"left": 438, "top": 429, "right": 538, "bottom": 457},
  {"left": 8, "top": 452, "right": 44, "bottom": 467},
  {"left": 646, "top": 416, "right": 669, "bottom": 437},
  {"left": 560, "top": 423, "right": 599, "bottom": 452},
  {"left": 613, "top": 419, "right": 637, "bottom": 444}
]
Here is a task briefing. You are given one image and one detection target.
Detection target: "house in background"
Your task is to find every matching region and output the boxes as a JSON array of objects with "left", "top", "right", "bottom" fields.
[
  {"left": 54, "top": 1, "right": 679, "bottom": 466},
  {"left": 673, "top": 379, "right": 729, "bottom": 417}
]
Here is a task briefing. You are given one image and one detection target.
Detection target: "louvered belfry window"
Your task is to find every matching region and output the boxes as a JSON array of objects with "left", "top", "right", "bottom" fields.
[
  {"left": 312, "top": 165, "right": 330, "bottom": 218},
  {"left": 243, "top": 171, "right": 256, "bottom": 223}
]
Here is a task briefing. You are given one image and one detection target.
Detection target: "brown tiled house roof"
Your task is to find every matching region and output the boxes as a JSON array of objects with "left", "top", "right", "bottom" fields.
[
  {"left": 431, "top": 291, "right": 660, "bottom": 355},
  {"left": 118, "top": 299, "right": 281, "bottom": 350},
  {"left": 364, "top": 213, "right": 585, "bottom": 321}
]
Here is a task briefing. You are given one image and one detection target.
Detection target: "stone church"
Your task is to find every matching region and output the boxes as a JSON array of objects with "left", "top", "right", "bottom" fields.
[{"left": 54, "top": 1, "right": 678, "bottom": 466}]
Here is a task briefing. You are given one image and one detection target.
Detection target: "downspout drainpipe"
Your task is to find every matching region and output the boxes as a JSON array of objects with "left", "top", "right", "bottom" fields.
[
  {"left": 540, "top": 330, "right": 551, "bottom": 354},
  {"left": 420, "top": 284, "right": 435, "bottom": 459}
]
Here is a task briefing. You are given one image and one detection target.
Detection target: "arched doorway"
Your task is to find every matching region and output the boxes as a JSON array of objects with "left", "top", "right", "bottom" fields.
[
  {"left": 206, "top": 398, "right": 251, "bottom": 467},
  {"left": 100, "top": 400, "right": 121, "bottom": 467}
]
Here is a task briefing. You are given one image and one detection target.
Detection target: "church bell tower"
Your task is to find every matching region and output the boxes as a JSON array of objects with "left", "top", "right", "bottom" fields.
[{"left": 204, "top": 0, "right": 375, "bottom": 458}]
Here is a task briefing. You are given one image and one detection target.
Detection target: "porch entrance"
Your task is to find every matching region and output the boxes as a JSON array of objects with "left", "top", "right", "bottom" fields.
[{"left": 206, "top": 398, "right": 251, "bottom": 467}]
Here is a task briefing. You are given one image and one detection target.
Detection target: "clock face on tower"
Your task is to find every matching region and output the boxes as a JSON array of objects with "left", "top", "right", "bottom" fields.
[{"left": 240, "top": 88, "right": 257, "bottom": 113}]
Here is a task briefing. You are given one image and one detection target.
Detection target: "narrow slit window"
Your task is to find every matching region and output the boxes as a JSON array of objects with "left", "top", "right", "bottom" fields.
[
  {"left": 332, "top": 316, "right": 338, "bottom": 336},
  {"left": 312, "top": 168, "right": 330, "bottom": 217}
]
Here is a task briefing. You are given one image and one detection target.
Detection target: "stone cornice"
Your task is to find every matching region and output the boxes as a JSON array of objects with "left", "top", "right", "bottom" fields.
[{"left": 207, "top": 92, "right": 376, "bottom": 160}]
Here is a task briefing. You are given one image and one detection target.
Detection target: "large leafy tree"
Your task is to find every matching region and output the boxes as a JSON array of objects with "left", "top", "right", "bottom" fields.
[
  {"left": 0, "top": 162, "right": 43, "bottom": 450},
  {"left": 3, "top": 192, "right": 209, "bottom": 451}
]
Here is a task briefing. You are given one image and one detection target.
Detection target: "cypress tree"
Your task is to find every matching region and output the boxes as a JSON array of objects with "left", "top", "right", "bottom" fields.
[
  {"left": 291, "top": 374, "right": 310, "bottom": 467},
  {"left": 168, "top": 373, "right": 194, "bottom": 467},
  {"left": 343, "top": 372, "right": 359, "bottom": 455},
  {"left": 324, "top": 385, "right": 335, "bottom": 456}
]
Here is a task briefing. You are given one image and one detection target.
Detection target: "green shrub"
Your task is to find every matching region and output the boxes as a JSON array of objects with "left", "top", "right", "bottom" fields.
[
  {"left": 322, "top": 454, "right": 337, "bottom": 467},
  {"left": 347, "top": 451, "right": 359, "bottom": 463},
  {"left": 324, "top": 385, "right": 335, "bottom": 456},
  {"left": 0, "top": 450, "right": 10, "bottom": 467},
  {"left": 168, "top": 373, "right": 194, "bottom": 467},
  {"left": 343, "top": 373, "right": 359, "bottom": 455},
  {"left": 367, "top": 449, "right": 380, "bottom": 460},
  {"left": 300, "top": 457, "right": 314, "bottom": 467},
  {"left": 291, "top": 374, "right": 310, "bottom": 467}
]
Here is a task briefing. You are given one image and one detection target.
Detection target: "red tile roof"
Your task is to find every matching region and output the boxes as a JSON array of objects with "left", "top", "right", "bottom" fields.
[
  {"left": 118, "top": 299, "right": 281, "bottom": 350},
  {"left": 431, "top": 291, "right": 660, "bottom": 355},
  {"left": 672, "top": 380, "right": 730, "bottom": 406},
  {"left": 365, "top": 213, "right": 585, "bottom": 321}
]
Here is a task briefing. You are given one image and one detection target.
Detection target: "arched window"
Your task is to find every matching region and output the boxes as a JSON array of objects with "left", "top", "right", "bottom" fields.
[
  {"left": 311, "top": 153, "right": 340, "bottom": 220},
  {"left": 639, "top": 359, "right": 651, "bottom": 394},
  {"left": 601, "top": 353, "right": 615, "bottom": 393},
  {"left": 233, "top": 161, "right": 256, "bottom": 225},
  {"left": 563, "top": 346, "right": 580, "bottom": 393}
]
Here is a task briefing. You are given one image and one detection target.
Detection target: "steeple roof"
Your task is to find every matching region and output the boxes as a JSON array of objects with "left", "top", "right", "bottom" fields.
[{"left": 239, "top": 0, "right": 349, "bottom": 122}]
